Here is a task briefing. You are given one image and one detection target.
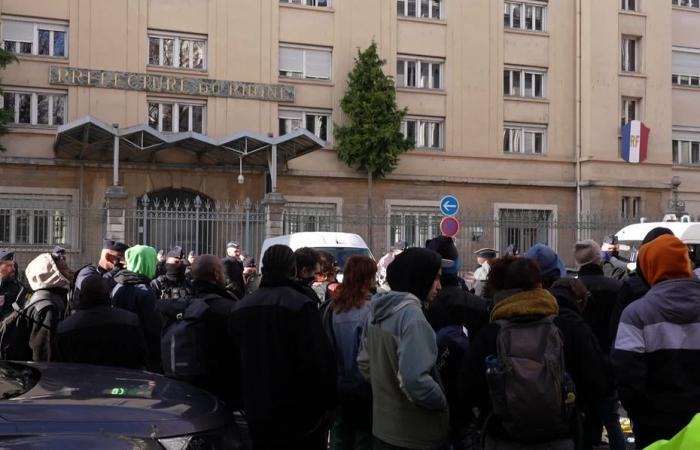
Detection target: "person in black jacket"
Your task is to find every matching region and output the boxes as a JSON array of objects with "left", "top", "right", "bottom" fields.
[
  {"left": 57, "top": 274, "right": 147, "bottom": 369},
  {"left": 229, "top": 244, "right": 337, "bottom": 450},
  {"left": 294, "top": 247, "right": 322, "bottom": 304},
  {"left": 464, "top": 256, "right": 609, "bottom": 450},
  {"left": 0, "top": 250, "right": 26, "bottom": 319},
  {"left": 222, "top": 241, "right": 245, "bottom": 299},
  {"left": 73, "top": 239, "right": 129, "bottom": 305}
]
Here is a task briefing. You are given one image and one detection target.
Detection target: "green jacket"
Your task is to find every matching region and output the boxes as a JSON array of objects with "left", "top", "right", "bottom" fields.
[{"left": 358, "top": 291, "right": 448, "bottom": 449}]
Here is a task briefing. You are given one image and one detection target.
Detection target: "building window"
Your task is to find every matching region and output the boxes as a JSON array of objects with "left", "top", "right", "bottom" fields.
[
  {"left": 397, "top": 58, "right": 443, "bottom": 90},
  {"left": 278, "top": 109, "right": 331, "bottom": 141},
  {"left": 497, "top": 207, "right": 554, "bottom": 254},
  {"left": 283, "top": 202, "right": 338, "bottom": 234},
  {"left": 621, "top": 196, "right": 641, "bottom": 219},
  {"left": 621, "top": 36, "right": 639, "bottom": 72},
  {"left": 504, "top": 1, "right": 546, "bottom": 32},
  {"left": 620, "top": 98, "right": 639, "bottom": 128},
  {"left": 279, "top": 45, "right": 332, "bottom": 80},
  {"left": 672, "top": 48, "right": 700, "bottom": 88},
  {"left": 672, "top": 139, "right": 700, "bottom": 165},
  {"left": 148, "top": 32, "right": 206, "bottom": 70},
  {"left": 389, "top": 205, "right": 441, "bottom": 248},
  {"left": 503, "top": 125, "right": 546, "bottom": 154},
  {"left": 504, "top": 68, "right": 546, "bottom": 98},
  {"left": 148, "top": 101, "right": 205, "bottom": 133},
  {"left": 672, "top": 74, "right": 700, "bottom": 87},
  {"left": 673, "top": 0, "right": 700, "bottom": 8},
  {"left": 621, "top": 0, "right": 637, "bottom": 11},
  {"left": 0, "top": 195, "right": 70, "bottom": 245},
  {"left": 397, "top": 0, "right": 443, "bottom": 20},
  {"left": 280, "top": 0, "right": 330, "bottom": 6},
  {"left": 1, "top": 18, "right": 67, "bottom": 57},
  {"left": 401, "top": 117, "right": 444, "bottom": 150},
  {"left": 2, "top": 90, "right": 65, "bottom": 126}
]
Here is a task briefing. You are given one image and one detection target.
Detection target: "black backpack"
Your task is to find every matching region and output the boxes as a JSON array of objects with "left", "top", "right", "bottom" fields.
[
  {"left": 158, "top": 294, "right": 218, "bottom": 382},
  {"left": 486, "top": 316, "right": 576, "bottom": 442},
  {"left": 0, "top": 290, "right": 58, "bottom": 361}
]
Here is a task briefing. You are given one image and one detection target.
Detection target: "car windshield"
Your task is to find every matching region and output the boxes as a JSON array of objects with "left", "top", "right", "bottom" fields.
[
  {"left": 0, "top": 362, "right": 40, "bottom": 399},
  {"left": 313, "top": 247, "right": 373, "bottom": 270}
]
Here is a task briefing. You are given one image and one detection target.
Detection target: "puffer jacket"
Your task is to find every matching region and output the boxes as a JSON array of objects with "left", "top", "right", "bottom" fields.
[
  {"left": 357, "top": 290, "right": 449, "bottom": 450},
  {"left": 24, "top": 253, "right": 70, "bottom": 362}
]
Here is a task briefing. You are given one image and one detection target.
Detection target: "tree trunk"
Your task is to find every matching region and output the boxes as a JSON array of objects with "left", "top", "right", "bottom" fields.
[{"left": 367, "top": 169, "right": 373, "bottom": 251}]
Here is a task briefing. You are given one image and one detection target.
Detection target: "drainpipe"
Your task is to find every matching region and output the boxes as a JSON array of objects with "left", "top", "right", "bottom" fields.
[
  {"left": 575, "top": 0, "right": 583, "bottom": 240},
  {"left": 112, "top": 123, "right": 120, "bottom": 186}
]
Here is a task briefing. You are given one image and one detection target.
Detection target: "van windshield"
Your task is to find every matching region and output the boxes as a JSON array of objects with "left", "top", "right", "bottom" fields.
[{"left": 313, "top": 247, "right": 373, "bottom": 270}]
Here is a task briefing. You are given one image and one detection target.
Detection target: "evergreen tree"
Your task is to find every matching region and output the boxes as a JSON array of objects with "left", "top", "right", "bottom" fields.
[
  {"left": 334, "top": 42, "right": 413, "bottom": 246},
  {"left": 0, "top": 48, "right": 17, "bottom": 151}
]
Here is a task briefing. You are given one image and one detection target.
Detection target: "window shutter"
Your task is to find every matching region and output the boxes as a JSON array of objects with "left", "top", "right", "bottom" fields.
[
  {"left": 673, "top": 50, "right": 700, "bottom": 75},
  {"left": 279, "top": 47, "right": 303, "bottom": 73},
  {"left": 2, "top": 20, "right": 34, "bottom": 42},
  {"left": 305, "top": 49, "right": 331, "bottom": 79}
]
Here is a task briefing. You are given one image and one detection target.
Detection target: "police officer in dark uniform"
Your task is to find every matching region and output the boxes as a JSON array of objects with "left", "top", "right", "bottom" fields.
[
  {"left": 72, "top": 239, "right": 129, "bottom": 309},
  {"left": 0, "top": 250, "right": 26, "bottom": 319},
  {"left": 150, "top": 246, "right": 192, "bottom": 300},
  {"left": 222, "top": 241, "right": 245, "bottom": 299}
]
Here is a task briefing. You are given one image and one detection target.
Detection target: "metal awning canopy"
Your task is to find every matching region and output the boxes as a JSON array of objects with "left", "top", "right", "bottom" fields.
[{"left": 54, "top": 115, "right": 326, "bottom": 191}]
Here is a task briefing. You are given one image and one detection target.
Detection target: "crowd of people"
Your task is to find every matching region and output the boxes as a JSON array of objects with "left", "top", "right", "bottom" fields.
[{"left": 0, "top": 227, "right": 698, "bottom": 450}]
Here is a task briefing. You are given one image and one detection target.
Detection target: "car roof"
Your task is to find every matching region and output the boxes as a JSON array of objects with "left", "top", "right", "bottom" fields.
[
  {"left": 262, "top": 232, "right": 369, "bottom": 250},
  {"left": 616, "top": 222, "right": 700, "bottom": 244}
]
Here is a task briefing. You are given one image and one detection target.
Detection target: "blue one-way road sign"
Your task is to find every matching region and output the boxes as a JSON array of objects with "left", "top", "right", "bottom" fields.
[{"left": 440, "top": 195, "right": 460, "bottom": 216}]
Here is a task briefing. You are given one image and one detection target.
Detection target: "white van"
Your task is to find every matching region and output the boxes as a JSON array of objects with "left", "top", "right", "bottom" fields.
[
  {"left": 615, "top": 221, "right": 700, "bottom": 270},
  {"left": 259, "top": 232, "right": 374, "bottom": 273}
]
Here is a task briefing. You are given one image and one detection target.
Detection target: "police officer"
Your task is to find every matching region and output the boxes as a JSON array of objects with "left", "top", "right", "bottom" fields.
[
  {"left": 222, "top": 241, "right": 245, "bottom": 299},
  {"left": 466, "top": 248, "right": 498, "bottom": 297},
  {"left": 72, "top": 239, "right": 129, "bottom": 309},
  {"left": 150, "top": 246, "right": 192, "bottom": 300},
  {"left": 0, "top": 250, "right": 26, "bottom": 319}
]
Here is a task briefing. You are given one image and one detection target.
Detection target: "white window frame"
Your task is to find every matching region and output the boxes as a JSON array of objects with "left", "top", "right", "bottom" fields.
[
  {"left": 386, "top": 199, "right": 441, "bottom": 250},
  {"left": 504, "top": 67, "right": 546, "bottom": 98},
  {"left": 503, "top": 124, "right": 546, "bottom": 154},
  {"left": 148, "top": 31, "right": 207, "bottom": 70},
  {"left": 504, "top": 1, "right": 546, "bottom": 32},
  {"left": 1, "top": 17, "right": 68, "bottom": 57},
  {"left": 279, "top": 45, "right": 332, "bottom": 81},
  {"left": 620, "top": 97, "right": 640, "bottom": 129},
  {"left": 401, "top": 117, "right": 445, "bottom": 150},
  {"left": 0, "top": 188, "right": 77, "bottom": 247},
  {"left": 621, "top": 36, "right": 639, "bottom": 72},
  {"left": 1, "top": 89, "right": 66, "bottom": 127},
  {"left": 279, "top": 0, "right": 331, "bottom": 7},
  {"left": 673, "top": 0, "right": 700, "bottom": 8},
  {"left": 147, "top": 99, "right": 206, "bottom": 134},
  {"left": 397, "top": 0, "right": 444, "bottom": 20},
  {"left": 672, "top": 74, "right": 700, "bottom": 87},
  {"left": 278, "top": 108, "right": 332, "bottom": 142},
  {"left": 493, "top": 203, "right": 558, "bottom": 255},
  {"left": 621, "top": 0, "right": 638, "bottom": 11},
  {"left": 397, "top": 57, "right": 444, "bottom": 90},
  {"left": 672, "top": 139, "right": 700, "bottom": 165}
]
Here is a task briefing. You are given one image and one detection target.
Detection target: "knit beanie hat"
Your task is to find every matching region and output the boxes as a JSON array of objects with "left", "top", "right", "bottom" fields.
[
  {"left": 638, "top": 234, "right": 693, "bottom": 286},
  {"left": 524, "top": 244, "right": 567, "bottom": 280},
  {"left": 262, "top": 244, "right": 295, "bottom": 277},
  {"left": 573, "top": 240, "right": 602, "bottom": 267}
]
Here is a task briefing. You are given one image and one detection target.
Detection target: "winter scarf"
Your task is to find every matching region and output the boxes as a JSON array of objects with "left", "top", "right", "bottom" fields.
[{"left": 490, "top": 288, "right": 559, "bottom": 321}]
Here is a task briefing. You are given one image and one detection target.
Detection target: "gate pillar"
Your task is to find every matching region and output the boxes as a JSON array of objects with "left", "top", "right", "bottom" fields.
[
  {"left": 262, "top": 192, "right": 286, "bottom": 240},
  {"left": 104, "top": 185, "right": 129, "bottom": 243}
]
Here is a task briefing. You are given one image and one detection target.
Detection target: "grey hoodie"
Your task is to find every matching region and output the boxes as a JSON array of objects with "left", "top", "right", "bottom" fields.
[{"left": 357, "top": 290, "right": 448, "bottom": 449}]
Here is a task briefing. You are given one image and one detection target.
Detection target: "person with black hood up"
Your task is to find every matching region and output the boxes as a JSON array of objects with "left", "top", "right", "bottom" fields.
[
  {"left": 612, "top": 234, "right": 700, "bottom": 448},
  {"left": 357, "top": 247, "right": 449, "bottom": 450},
  {"left": 425, "top": 236, "right": 486, "bottom": 450},
  {"left": 57, "top": 274, "right": 147, "bottom": 370},
  {"left": 150, "top": 246, "right": 192, "bottom": 300},
  {"left": 609, "top": 227, "right": 674, "bottom": 341},
  {"left": 229, "top": 244, "right": 337, "bottom": 450}
]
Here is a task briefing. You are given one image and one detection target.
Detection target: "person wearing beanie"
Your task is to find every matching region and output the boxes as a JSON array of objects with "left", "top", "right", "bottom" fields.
[
  {"left": 609, "top": 227, "right": 675, "bottom": 343},
  {"left": 424, "top": 236, "right": 487, "bottom": 449},
  {"left": 110, "top": 244, "right": 162, "bottom": 372},
  {"left": 229, "top": 244, "right": 337, "bottom": 449},
  {"left": 524, "top": 243, "right": 567, "bottom": 288},
  {"left": 573, "top": 240, "right": 626, "bottom": 450},
  {"left": 357, "top": 247, "right": 449, "bottom": 450},
  {"left": 611, "top": 234, "right": 700, "bottom": 448}
]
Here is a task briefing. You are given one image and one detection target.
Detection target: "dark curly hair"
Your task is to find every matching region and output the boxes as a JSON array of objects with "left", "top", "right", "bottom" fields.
[{"left": 487, "top": 256, "right": 542, "bottom": 293}]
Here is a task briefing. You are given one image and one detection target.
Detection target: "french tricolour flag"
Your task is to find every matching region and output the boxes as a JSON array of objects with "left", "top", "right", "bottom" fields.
[{"left": 621, "top": 120, "right": 650, "bottom": 163}]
